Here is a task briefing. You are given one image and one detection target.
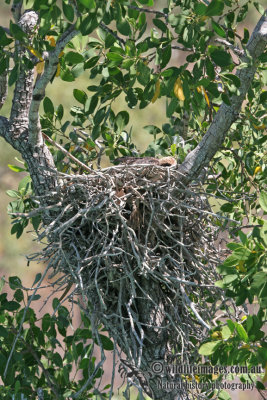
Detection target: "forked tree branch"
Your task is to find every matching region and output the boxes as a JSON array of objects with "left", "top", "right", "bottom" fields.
[
  {"left": 29, "top": 24, "right": 78, "bottom": 146},
  {"left": 178, "top": 9, "right": 267, "bottom": 184}
]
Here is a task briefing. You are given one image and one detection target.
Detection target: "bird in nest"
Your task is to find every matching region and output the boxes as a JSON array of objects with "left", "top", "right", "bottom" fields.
[{"left": 113, "top": 156, "right": 176, "bottom": 167}]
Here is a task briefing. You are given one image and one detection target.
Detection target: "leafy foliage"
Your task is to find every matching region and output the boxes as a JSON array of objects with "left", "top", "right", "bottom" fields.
[
  {"left": 0, "top": 275, "right": 112, "bottom": 400},
  {"left": 199, "top": 200, "right": 267, "bottom": 395}
]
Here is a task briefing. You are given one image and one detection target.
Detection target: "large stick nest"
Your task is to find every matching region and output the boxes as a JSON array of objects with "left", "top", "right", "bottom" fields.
[{"left": 33, "top": 164, "right": 231, "bottom": 398}]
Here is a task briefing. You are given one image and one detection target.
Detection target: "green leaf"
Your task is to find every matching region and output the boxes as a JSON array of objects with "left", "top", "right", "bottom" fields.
[
  {"left": 206, "top": 58, "right": 215, "bottom": 80},
  {"left": 153, "top": 18, "right": 167, "bottom": 33},
  {"left": 0, "top": 27, "right": 12, "bottom": 46},
  {"left": 0, "top": 325, "right": 8, "bottom": 338},
  {"left": 79, "top": 357, "right": 90, "bottom": 369},
  {"left": 106, "top": 52, "right": 124, "bottom": 62},
  {"left": 259, "top": 91, "right": 267, "bottom": 104},
  {"left": 11, "top": 222, "right": 23, "bottom": 238},
  {"left": 259, "top": 220, "right": 267, "bottom": 246},
  {"left": 32, "top": 273, "right": 42, "bottom": 286},
  {"left": 166, "top": 98, "right": 178, "bottom": 118},
  {"left": 65, "top": 51, "right": 84, "bottom": 65},
  {"left": 237, "top": 5, "right": 248, "bottom": 22},
  {"left": 227, "top": 243, "right": 251, "bottom": 260},
  {"left": 212, "top": 20, "right": 226, "bottom": 38},
  {"left": 73, "top": 89, "right": 87, "bottom": 105},
  {"left": 238, "top": 230, "right": 247, "bottom": 245},
  {"left": 251, "top": 271, "right": 267, "bottom": 291},
  {"left": 199, "top": 340, "right": 221, "bottom": 355},
  {"left": 3, "top": 300, "right": 20, "bottom": 311},
  {"left": 56, "top": 104, "right": 64, "bottom": 120},
  {"left": 94, "top": 106, "right": 106, "bottom": 125},
  {"left": 223, "top": 73, "right": 241, "bottom": 88},
  {"left": 115, "top": 111, "right": 129, "bottom": 131},
  {"left": 79, "top": 13, "right": 99, "bottom": 36},
  {"left": 160, "top": 45, "right": 172, "bottom": 69},
  {"left": 220, "top": 203, "right": 234, "bottom": 212},
  {"left": 117, "top": 19, "right": 131, "bottom": 36},
  {"left": 222, "top": 93, "right": 231, "bottom": 105},
  {"left": 98, "top": 334, "right": 114, "bottom": 350},
  {"left": 78, "top": 0, "right": 96, "bottom": 9},
  {"left": 226, "top": 319, "right": 235, "bottom": 332},
  {"left": 8, "top": 164, "right": 25, "bottom": 172},
  {"left": 85, "top": 95, "right": 98, "bottom": 115},
  {"left": 0, "top": 277, "right": 5, "bottom": 294},
  {"left": 42, "top": 313, "right": 51, "bottom": 332},
  {"left": 84, "top": 56, "right": 100, "bottom": 69},
  {"left": 236, "top": 323, "right": 248, "bottom": 342},
  {"left": 53, "top": 298, "right": 60, "bottom": 310},
  {"left": 221, "top": 325, "right": 232, "bottom": 340},
  {"left": 6, "top": 190, "right": 20, "bottom": 198},
  {"left": 254, "top": 2, "right": 265, "bottom": 15},
  {"left": 218, "top": 390, "right": 231, "bottom": 400},
  {"left": 43, "top": 96, "right": 54, "bottom": 115},
  {"left": 210, "top": 49, "right": 233, "bottom": 67},
  {"left": 143, "top": 125, "right": 161, "bottom": 135},
  {"left": 136, "top": 61, "right": 150, "bottom": 86},
  {"left": 138, "top": 0, "right": 153, "bottom": 5},
  {"left": 205, "top": 0, "right": 224, "bottom": 16},
  {"left": 18, "top": 175, "right": 32, "bottom": 195},
  {"left": 32, "top": 215, "right": 41, "bottom": 231},
  {"left": 194, "top": 3, "right": 207, "bottom": 16},
  {"left": 29, "top": 294, "right": 41, "bottom": 301},
  {"left": 53, "top": 352, "right": 63, "bottom": 367},
  {"left": 61, "top": 69, "right": 75, "bottom": 81},
  {"left": 256, "top": 381, "right": 266, "bottom": 390},
  {"left": 10, "top": 21, "right": 27, "bottom": 40},
  {"left": 9, "top": 276, "right": 22, "bottom": 289},
  {"left": 223, "top": 274, "right": 239, "bottom": 284},
  {"left": 62, "top": 1, "right": 74, "bottom": 22}
]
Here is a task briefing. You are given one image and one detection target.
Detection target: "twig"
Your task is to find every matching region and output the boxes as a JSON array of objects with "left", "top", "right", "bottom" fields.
[
  {"left": 99, "top": 22, "right": 125, "bottom": 46},
  {"left": 29, "top": 24, "right": 78, "bottom": 147},
  {"left": 42, "top": 133, "right": 92, "bottom": 173},
  {"left": 215, "top": 38, "right": 245, "bottom": 57},
  {"left": 127, "top": 4, "right": 168, "bottom": 20}
]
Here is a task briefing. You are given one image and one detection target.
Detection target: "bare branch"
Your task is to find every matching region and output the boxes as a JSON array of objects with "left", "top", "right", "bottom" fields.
[
  {"left": 127, "top": 4, "right": 168, "bottom": 19},
  {"left": 42, "top": 133, "right": 92, "bottom": 173},
  {"left": 171, "top": 45, "right": 192, "bottom": 52},
  {"left": 11, "top": 0, "right": 22, "bottom": 23},
  {"left": 178, "top": 9, "right": 267, "bottom": 184},
  {"left": 0, "top": 71, "right": 8, "bottom": 109},
  {"left": 28, "top": 25, "right": 78, "bottom": 147},
  {"left": 99, "top": 22, "right": 126, "bottom": 46},
  {"left": 215, "top": 38, "right": 245, "bottom": 56}
]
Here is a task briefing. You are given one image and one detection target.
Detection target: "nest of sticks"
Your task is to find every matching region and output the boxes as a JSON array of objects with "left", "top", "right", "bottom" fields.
[{"left": 32, "top": 164, "right": 232, "bottom": 398}]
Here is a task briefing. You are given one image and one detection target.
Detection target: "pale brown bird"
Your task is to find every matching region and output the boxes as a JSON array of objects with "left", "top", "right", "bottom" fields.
[{"left": 114, "top": 156, "right": 176, "bottom": 167}]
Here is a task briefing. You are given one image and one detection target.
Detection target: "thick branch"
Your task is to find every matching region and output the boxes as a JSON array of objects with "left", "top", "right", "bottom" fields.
[
  {"left": 9, "top": 11, "right": 38, "bottom": 136},
  {"left": 28, "top": 25, "right": 78, "bottom": 147},
  {"left": 178, "top": 10, "right": 267, "bottom": 185},
  {"left": 0, "top": 71, "right": 8, "bottom": 109}
]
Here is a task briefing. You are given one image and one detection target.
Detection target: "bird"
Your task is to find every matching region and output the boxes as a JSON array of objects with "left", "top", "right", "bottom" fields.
[{"left": 113, "top": 156, "right": 176, "bottom": 167}]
